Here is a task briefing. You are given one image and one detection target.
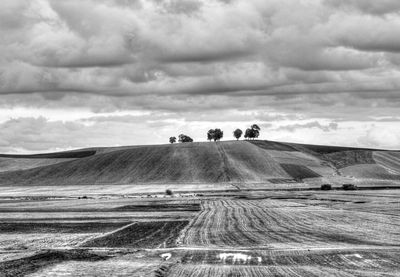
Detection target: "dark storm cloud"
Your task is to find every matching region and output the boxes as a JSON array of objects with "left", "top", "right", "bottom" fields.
[{"left": 2, "top": 0, "right": 400, "bottom": 98}]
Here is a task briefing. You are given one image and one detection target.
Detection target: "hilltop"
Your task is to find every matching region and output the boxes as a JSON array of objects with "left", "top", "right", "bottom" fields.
[{"left": 0, "top": 140, "right": 399, "bottom": 186}]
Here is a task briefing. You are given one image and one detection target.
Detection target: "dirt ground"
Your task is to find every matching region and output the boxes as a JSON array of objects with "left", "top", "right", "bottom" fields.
[{"left": 0, "top": 189, "right": 399, "bottom": 277}]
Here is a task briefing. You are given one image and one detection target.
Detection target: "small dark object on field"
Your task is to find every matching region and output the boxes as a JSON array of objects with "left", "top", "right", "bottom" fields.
[
  {"left": 321, "top": 184, "right": 332, "bottom": 190},
  {"left": 78, "top": 195, "right": 88, "bottom": 199},
  {"left": 166, "top": 189, "right": 173, "bottom": 196},
  {"left": 342, "top": 184, "right": 358, "bottom": 190}
]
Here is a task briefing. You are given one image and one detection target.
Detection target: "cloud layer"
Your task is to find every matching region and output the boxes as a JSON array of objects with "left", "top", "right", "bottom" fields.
[{"left": 0, "top": 0, "right": 400, "bottom": 152}]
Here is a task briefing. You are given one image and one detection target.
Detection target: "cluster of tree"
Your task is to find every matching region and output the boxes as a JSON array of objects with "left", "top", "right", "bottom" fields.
[
  {"left": 206, "top": 124, "right": 261, "bottom": 141},
  {"left": 169, "top": 123, "right": 260, "bottom": 144},
  {"left": 169, "top": 134, "right": 193, "bottom": 144},
  {"left": 207, "top": 128, "right": 223, "bottom": 141},
  {"left": 179, "top": 134, "right": 193, "bottom": 143},
  {"left": 244, "top": 124, "right": 260, "bottom": 140},
  {"left": 232, "top": 124, "right": 261, "bottom": 140}
]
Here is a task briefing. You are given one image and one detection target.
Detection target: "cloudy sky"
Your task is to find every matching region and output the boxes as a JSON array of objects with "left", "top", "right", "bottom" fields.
[{"left": 1, "top": 0, "right": 400, "bottom": 153}]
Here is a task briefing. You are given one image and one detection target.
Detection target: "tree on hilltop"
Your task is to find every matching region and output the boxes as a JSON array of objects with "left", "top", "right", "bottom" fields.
[
  {"left": 169, "top": 136, "right": 176, "bottom": 144},
  {"left": 207, "top": 128, "right": 223, "bottom": 141},
  {"left": 244, "top": 124, "right": 261, "bottom": 140},
  {"left": 233, "top": 129, "right": 243, "bottom": 140},
  {"left": 213, "top": 129, "right": 223, "bottom": 141},
  {"left": 244, "top": 128, "right": 252, "bottom": 140},
  {"left": 207, "top": 129, "right": 215, "bottom": 141},
  {"left": 178, "top": 134, "right": 193, "bottom": 143}
]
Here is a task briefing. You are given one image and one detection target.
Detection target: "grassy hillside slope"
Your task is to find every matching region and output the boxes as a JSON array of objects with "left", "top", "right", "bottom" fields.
[
  {"left": 0, "top": 157, "right": 77, "bottom": 173},
  {"left": 0, "top": 140, "right": 399, "bottom": 186},
  {"left": 0, "top": 141, "right": 290, "bottom": 186},
  {"left": 0, "top": 150, "right": 96, "bottom": 173},
  {"left": 374, "top": 151, "right": 400, "bottom": 174},
  {"left": 249, "top": 140, "right": 400, "bottom": 181}
]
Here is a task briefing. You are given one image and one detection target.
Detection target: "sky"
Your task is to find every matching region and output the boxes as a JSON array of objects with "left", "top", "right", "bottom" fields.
[{"left": 1, "top": 0, "right": 400, "bottom": 153}]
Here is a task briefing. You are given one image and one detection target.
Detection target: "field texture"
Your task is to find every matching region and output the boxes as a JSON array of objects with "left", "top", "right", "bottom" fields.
[
  {"left": 0, "top": 191, "right": 399, "bottom": 276},
  {"left": 1, "top": 141, "right": 400, "bottom": 276},
  {"left": 83, "top": 221, "right": 189, "bottom": 248},
  {"left": 374, "top": 151, "right": 400, "bottom": 174},
  {"left": 181, "top": 198, "right": 399, "bottom": 248}
]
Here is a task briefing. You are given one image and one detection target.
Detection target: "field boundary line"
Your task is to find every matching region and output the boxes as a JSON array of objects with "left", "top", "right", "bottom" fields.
[{"left": 77, "top": 222, "right": 136, "bottom": 246}]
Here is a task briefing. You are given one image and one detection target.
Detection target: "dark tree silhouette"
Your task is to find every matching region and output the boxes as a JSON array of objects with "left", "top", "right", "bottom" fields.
[
  {"left": 207, "top": 129, "right": 214, "bottom": 141},
  {"left": 244, "top": 124, "right": 261, "bottom": 140},
  {"left": 251, "top": 124, "right": 260, "bottom": 139},
  {"left": 233, "top": 129, "right": 243, "bottom": 140},
  {"left": 207, "top": 129, "right": 223, "bottom": 141},
  {"left": 178, "top": 134, "right": 193, "bottom": 143},
  {"left": 213, "top": 129, "right": 223, "bottom": 141},
  {"left": 244, "top": 128, "right": 252, "bottom": 140},
  {"left": 253, "top": 129, "right": 260, "bottom": 139},
  {"left": 169, "top": 136, "right": 176, "bottom": 144}
]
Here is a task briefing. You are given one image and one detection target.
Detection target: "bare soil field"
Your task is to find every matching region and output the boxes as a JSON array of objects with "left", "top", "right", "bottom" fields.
[
  {"left": 0, "top": 140, "right": 400, "bottom": 276},
  {"left": 83, "top": 220, "right": 189, "bottom": 248},
  {"left": 0, "top": 190, "right": 398, "bottom": 276},
  {"left": 181, "top": 198, "right": 400, "bottom": 248}
]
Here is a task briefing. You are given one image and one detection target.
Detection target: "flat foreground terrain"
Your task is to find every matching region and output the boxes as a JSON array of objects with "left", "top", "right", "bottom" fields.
[{"left": 0, "top": 189, "right": 399, "bottom": 277}]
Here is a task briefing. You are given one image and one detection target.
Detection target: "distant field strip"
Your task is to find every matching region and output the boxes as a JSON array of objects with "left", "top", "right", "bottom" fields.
[
  {"left": 169, "top": 249, "right": 400, "bottom": 277},
  {"left": 181, "top": 199, "right": 400, "bottom": 248},
  {"left": 248, "top": 140, "right": 297, "bottom": 152},
  {"left": 114, "top": 203, "right": 201, "bottom": 212},
  {"left": 249, "top": 145, "right": 336, "bottom": 177},
  {"left": 0, "top": 158, "right": 77, "bottom": 173},
  {"left": 0, "top": 151, "right": 96, "bottom": 159},
  {"left": 340, "top": 164, "right": 400, "bottom": 180},
  {"left": 279, "top": 163, "right": 321, "bottom": 179},
  {"left": 0, "top": 222, "right": 127, "bottom": 233},
  {"left": 324, "top": 150, "right": 375, "bottom": 168}
]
